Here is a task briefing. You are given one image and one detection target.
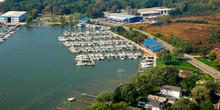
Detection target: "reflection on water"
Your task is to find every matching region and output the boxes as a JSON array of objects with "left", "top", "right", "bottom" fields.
[{"left": 0, "top": 26, "right": 139, "bottom": 110}]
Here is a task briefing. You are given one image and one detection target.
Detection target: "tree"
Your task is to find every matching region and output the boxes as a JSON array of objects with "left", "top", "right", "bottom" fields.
[
  {"left": 209, "top": 51, "right": 217, "bottom": 61},
  {"left": 199, "top": 101, "right": 215, "bottom": 110},
  {"left": 68, "top": 15, "right": 74, "bottom": 25},
  {"left": 111, "top": 102, "right": 131, "bottom": 110},
  {"left": 191, "top": 86, "right": 210, "bottom": 103},
  {"left": 139, "top": 26, "right": 143, "bottom": 30},
  {"left": 59, "top": 16, "right": 66, "bottom": 24},
  {"left": 203, "top": 80, "right": 220, "bottom": 100},
  {"left": 25, "top": 16, "right": 33, "bottom": 25},
  {"left": 158, "top": 50, "right": 171, "bottom": 64},
  {"left": 171, "top": 98, "right": 198, "bottom": 110},
  {"left": 96, "top": 91, "right": 113, "bottom": 102},
  {"left": 172, "top": 47, "right": 183, "bottom": 60},
  {"left": 113, "top": 82, "right": 138, "bottom": 105},
  {"left": 129, "top": 27, "right": 133, "bottom": 31},
  {"left": 111, "top": 5, "right": 118, "bottom": 12},
  {"left": 213, "top": 59, "right": 220, "bottom": 67},
  {"left": 181, "top": 75, "right": 199, "bottom": 92},
  {"left": 84, "top": 102, "right": 110, "bottom": 110}
]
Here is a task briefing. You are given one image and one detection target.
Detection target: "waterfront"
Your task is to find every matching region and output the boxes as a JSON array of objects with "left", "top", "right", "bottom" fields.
[{"left": 0, "top": 26, "right": 139, "bottom": 110}]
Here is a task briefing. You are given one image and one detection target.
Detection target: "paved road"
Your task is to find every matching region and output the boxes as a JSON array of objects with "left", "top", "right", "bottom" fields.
[
  {"left": 97, "top": 21, "right": 220, "bottom": 78},
  {"left": 123, "top": 26, "right": 220, "bottom": 79}
]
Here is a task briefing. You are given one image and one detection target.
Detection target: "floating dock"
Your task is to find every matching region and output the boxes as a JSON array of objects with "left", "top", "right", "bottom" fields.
[
  {"left": 0, "top": 24, "right": 20, "bottom": 38},
  {"left": 82, "top": 93, "right": 96, "bottom": 99}
]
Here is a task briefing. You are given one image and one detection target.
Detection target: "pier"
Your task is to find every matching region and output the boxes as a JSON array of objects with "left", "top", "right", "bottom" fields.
[
  {"left": 74, "top": 99, "right": 94, "bottom": 105},
  {"left": 89, "top": 55, "right": 95, "bottom": 65},
  {"left": 82, "top": 93, "right": 96, "bottom": 99},
  {"left": 0, "top": 24, "right": 20, "bottom": 38}
]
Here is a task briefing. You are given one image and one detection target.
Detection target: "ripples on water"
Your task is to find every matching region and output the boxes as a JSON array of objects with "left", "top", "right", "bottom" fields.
[{"left": 0, "top": 26, "right": 139, "bottom": 110}]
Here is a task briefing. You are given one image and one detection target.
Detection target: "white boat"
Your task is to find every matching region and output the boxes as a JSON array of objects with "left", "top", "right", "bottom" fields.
[
  {"left": 77, "top": 23, "right": 85, "bottom": 27},
  {"left": 76, "top": 61, "right": 86, "bottom": 66},
  {"left": 0, "top": 38, "right": 4, "bottom": 43},
  {"left": 58, "top": 36, "right": 68, "bottom": 42},
  {"left": 68, "top": 97, "right": 76, "bottom": 101}
]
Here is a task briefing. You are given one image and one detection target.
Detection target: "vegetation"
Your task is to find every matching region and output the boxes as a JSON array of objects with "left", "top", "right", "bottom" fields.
[
  {"left": 167, "top": 98, "right": 198, "bottom": 110},
  {"left": 195, "top": 57, "right": 220, "bottom": 71},
  {"left": 175, "top": 20, "right": 209, "bottom": 24},
  {"left": 84, "top": 102, "right": 131, "bottom": 110},
  {"left": 111, "top": 26, "right": 148, "bottom": 43},
  {"left": 113, "top": 66, "right": 179, "bottom": 104},
  {"left": 208, "top": 30, "right": 220, "bottom": 43},
  {"left": 95, "top": 91, "right": 113, "bottom": 102},
  {"left": 158, "top": 49, "right": 171, "bottom": 64},
  {"left": 181, "top": 75, "right": 199, "bottom": 93}
]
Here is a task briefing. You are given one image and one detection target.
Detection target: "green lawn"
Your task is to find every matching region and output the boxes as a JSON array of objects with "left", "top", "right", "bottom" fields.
[
  {"left": 157, "top": 57, "right": 201, "bottom": 73},
  {"left": 195, "top": 57, "right": 220, "bottom": 71}
]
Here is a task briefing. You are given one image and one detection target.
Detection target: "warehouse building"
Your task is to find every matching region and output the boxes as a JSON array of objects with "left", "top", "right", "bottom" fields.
[
  {"left": 0, "top": 11, "right": 27, "bottom": 23},
  {"left": 107, "top": 13, "right": 143, "bottom": 23},
  {"left": 143, "top": 39, "right": 164, "bottom": 53},
  {"left": 137, "top": 7, "right": 172, "bottom": 18}
]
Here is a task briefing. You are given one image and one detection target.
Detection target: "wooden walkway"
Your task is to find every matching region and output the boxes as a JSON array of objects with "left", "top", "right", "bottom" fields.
[{"left": 82, "top": 93, "right": 96, "bottom": 98}]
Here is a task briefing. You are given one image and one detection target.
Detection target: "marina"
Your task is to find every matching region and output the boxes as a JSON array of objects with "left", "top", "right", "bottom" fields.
[
  {"left": 58, "top": 24, "right": 149, "bottom": 66},
  {"left": 0, "top": 24, "right": 20, "bottom": 44},
  {"left": 0, "top": 26, "right": 141, "bottom": 110}
]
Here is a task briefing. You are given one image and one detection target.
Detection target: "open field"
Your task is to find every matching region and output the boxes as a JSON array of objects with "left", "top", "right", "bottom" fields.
[
  {"left": 127, "top": 13, "right": 220, "bottom": 50},
  {"left": 156, "top": 57, "right": 200, "bottom": 73}
]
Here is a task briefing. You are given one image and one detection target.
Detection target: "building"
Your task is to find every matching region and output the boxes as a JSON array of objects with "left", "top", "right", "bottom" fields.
[
  {"left": 138, "top": 98, "right": 165, "bottom": 110},
  {"left": 0, "top": 11, "right": 27, "bottom": 23},
  {"left": 143, "top": 39, "right": 164, "bottom": 53},
  {"left": 143, "top": 39, "right": 159, "bottom": 48},
  {"left": 106, "top": 13, "right": 143, "bottom": 23},
  {"left": 178, "top": 70, "right": 192, "bottom": 78},
  {"left": 161, "top": 85, "right": 182, "bottom": 98},
  {"left": 79, "top": 18, "right": 90, "bottom": 22},
  {"left": 137, "top": 7, "right": 173, "bottom": 19}
]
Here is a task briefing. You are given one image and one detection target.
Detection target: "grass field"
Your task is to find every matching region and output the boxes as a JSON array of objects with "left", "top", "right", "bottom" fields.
[
  {"left": 195, "top": 57, "right": 220, "bottom": 71},
  {"left": 127, "top": 13, "right": 220, "bottom": 51},
  {"left": 157, "top": 57, "right": 200, "bottom": 73}
]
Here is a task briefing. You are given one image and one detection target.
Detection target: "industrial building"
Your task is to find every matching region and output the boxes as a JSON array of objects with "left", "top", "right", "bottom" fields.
[
  {"left": 0, "top": 11, "right": 27, "bottom": 23},
  {"left": 107, "top": 13, "right": 143, "bottom": 23},
  {"left": 137, "top": 7, "right": 172, "bottom": 18}
]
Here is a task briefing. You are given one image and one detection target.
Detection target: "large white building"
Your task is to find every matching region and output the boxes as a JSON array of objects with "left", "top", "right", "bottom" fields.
[
  {"left": 0, "top": 11, "right": 27, "bottom": 23},
  {"left": 137, "top": 7, "right": 173, "bottom": 18},
  {"left": 160, "top": 85, "right": 182, "bottom": 98}
]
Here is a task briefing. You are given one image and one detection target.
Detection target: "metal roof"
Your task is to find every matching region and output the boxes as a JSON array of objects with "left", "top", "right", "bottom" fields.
[
  {"left": 139, "top": 11, "right": 160, "bottom": 14},
  {"left": 161, "top": 85, "right": 181, "bottom": 92},
  {"left": 143, "top": 39, "right": 159, "bottom": 47},
  {"left": 0, "top": 11, "right": 27, "bottom": 17},
  {"left": 149, "top": 45, "right": 164, "bottom": 51},
  {"left": 108, "top": 13, "right": 137, "bottom": 19},
  {"left": 79, "top": 18, "right": 90, "bottom": 21}
]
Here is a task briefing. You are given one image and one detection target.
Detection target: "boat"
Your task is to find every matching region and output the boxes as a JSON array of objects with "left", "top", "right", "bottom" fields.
[
  {"left": 76, "top": 61, "right": 86, "bottom": 66},
  {"left": 120, "top": 55, "right": 125, "bottom": 60},
  {"left": 67, "top": 97, "right": 76, "bottom": 102},
  {"left": 77, "top": 23, "right": 85, "bottom": 27},
  {"left": 58, "top": 36, "right": 68, "bottom": 42},
  {"left": 118, "top": 69, "right": 125, "bottom": 73}
]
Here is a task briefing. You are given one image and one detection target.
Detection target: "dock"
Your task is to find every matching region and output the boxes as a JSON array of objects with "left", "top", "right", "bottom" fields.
[
  {"left": 88, "top": 55, "right": 95, "bottom": 65},
  {"left": 0, "top": 24, "right": 20, "bottom": 38},
  {"left": 82, "top": 93, "right": 96, "bottom": 98}
]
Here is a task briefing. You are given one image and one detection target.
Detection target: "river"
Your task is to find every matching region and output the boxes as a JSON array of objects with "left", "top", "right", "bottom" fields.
[{"left": 0, "top": 26, "right": 139, "bottom": 110}]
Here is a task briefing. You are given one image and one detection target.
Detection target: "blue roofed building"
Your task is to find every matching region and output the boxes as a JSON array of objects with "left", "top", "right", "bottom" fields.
[
  {"left": 143, "top": 39, "right": 164, "bottom": 53},
  {"left": 107, "top": 13, "right": 143, "bottom": 23},
  {"left": 143, "top": 39, "right": 159, "bottom": 48},
  {"left": 149, "top": 45, "right": 164, "bottom": 52},
  {"left": 79, "top": 18, "right": 90, "bottom": 22},
  {"left": 0, "top": 11, "right": 27, "bottom": 23}
]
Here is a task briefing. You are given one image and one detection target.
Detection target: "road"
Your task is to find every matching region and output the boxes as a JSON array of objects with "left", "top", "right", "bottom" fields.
[
  {"left": 123, "top": 26, "right": 220, "bottom": 79},
  {"left": 96, "top": 21, "right": 220, "bottom": 78}
]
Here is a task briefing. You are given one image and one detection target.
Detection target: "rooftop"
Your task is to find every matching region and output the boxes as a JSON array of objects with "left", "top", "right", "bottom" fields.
[
  {"left": 138, "top": 7, "right": 170, "bottom": 13},
  {"left": 143, "top": 39, "right": 159, "bottom": 47},
  {"left": 108, "top": 13, "right": 137, "bottom": 19},
  {"left": 149, "top": 45, "right": 164, "bottom": 51},
  {"left": 0, "top": 11, "right": 27, "bottom": 17},
  {"left": 161, "top": 85, "right": 182, "bottom": 92}
]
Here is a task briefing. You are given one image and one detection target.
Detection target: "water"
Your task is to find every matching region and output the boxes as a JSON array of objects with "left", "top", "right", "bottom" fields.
[{"left": 0, "top": 26, "right": 139, "bottom": 110}]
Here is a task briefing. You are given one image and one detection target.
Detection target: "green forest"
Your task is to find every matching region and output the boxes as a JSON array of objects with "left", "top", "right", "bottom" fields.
[{"left": 0, "top": 0, "right": 219, "bottom": 18}]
